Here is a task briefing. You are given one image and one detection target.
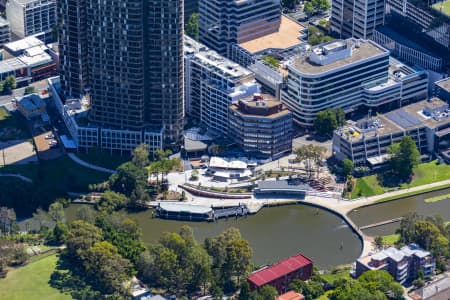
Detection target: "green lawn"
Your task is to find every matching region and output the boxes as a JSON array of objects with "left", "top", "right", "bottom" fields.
[
  {"left": 0, "top": 254, "right": 72, "bottom": 300},
  {"left": 0, "top": 156, "right": 110, "bottom": 215},
  {"left": 0, "top": 156, "right": 109, "bottom": 191},
  {"left": 433, "top": 0, "right": 450, "bottom": 16},
  {"left": 76, "top": 149, "right": 129, "bottom": 170},
  {"left": 382, "top": 234, "right": 400, "bottom": 246},
  {"left": 351, "top": 175, "right": 384, "bottom": 198},
  {"left": 352, "top": 161, "right": 450, "bottom": 199},
  {"left": 320, "top": 267, "right": 352, "bottom": 284},
  {"left": 0, "top": 107, "right": 29, "bottom": 141}
]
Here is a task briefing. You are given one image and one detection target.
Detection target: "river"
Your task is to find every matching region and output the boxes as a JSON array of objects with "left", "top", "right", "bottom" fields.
[
  {"left": 348, "top": 188, "right": 450, "bottom": 236},
  {"left": 66, "top": 203, "right": 362, "bottom": 269}
]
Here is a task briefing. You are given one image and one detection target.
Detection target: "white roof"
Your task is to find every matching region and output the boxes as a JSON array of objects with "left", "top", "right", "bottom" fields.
[
  {"left": 371, "top": 252, "right": 388, "bottom": 261},
  {"left": 401, "top": 244, "right": 431, "bottom": 258},
  {"left": 159, "top": 203, "right": 213, "bottom": 214},
  {"left": 209, "top": 156, "right": 248, "bottom": 169},
  {"left": 18, "top": 51, "right": 52, "bottom": 68},
  {"left": 4, "top": 36, "right": 44, "bottom": 53},
  {"left": 0, "top": 57, "right": 27, "bottom": 73},
  {"left": 383, "top": 247, "right": 405, "bottom": 262}
]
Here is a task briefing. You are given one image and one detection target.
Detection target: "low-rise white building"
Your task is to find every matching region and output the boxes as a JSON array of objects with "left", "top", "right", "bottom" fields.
[
  {"left": 281, "top": 39, "right": 428, "bottom": 127},
  {"left": 333, "top": 98, "right": 450, "bottom": 166}
]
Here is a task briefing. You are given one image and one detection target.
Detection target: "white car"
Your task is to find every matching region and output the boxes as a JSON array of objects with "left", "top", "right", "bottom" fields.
[
  {"left": 45, "top": 134, "right": 55, "bottom": 139},
  {"left": 48, "top": 140, "right": 58, "bottom": 146}
]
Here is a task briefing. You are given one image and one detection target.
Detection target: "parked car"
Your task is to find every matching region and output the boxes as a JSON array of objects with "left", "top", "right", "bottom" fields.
[
  {"left": 48, "top": 140, "right": 58, "bottom": 146},
  {"left": 45, "top": 134, "right": 55, "bottom": 139}
]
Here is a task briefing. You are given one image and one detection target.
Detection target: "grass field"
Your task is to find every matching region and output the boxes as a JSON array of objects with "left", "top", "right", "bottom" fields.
[
  {"left": 382, "top": 234, "right": 400, "bottom": 246},
  {"left": 0, "top": 107, "right": 29, "bottom": 141},
  {"left": 433, "top": 0, "right": 450, "bottom": 16},
  {"left": 77, "top": 149, "right": 129, "bottom": 170},
  {"left": 0, "top": 156, "right": 110, "bottom": 215},
  {"left": 352, "top": 161, "right": 450, "bottom": 199},
  {"left": 320, "top": 267, "right": 352, "bottom": 284},
  {"left": 0, "top": 254, "right": 72, "bottom": 300},
  {"left": 0, "top": 156, "right": 110, "bottom": 191}
]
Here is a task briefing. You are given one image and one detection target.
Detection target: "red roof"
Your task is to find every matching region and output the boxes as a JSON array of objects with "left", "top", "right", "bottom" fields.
[
  {"left": 247, "top": 253, "right": 313, "bottom": 287},
  {"left": 276, "top": 291, "right": 305, "bottom": 300}
]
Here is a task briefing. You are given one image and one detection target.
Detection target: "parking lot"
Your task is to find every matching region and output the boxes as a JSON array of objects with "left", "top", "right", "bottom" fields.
[
  {"left": 33, "top": 131, "right": 64, "bottom": 160},
  {"left": 0, "top": 139, "right": 38, "bottom": 165}
]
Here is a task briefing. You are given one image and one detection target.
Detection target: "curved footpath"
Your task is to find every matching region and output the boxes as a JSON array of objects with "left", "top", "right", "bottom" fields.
[
  {"left": 67, "top": 153, "right": 117, "bottom": 174},
  {"left": 156, "top": 178, "right": 450, "bottom": 259},
  {"left": 0, "top": 173, "right": 33, "bottom": 183}
]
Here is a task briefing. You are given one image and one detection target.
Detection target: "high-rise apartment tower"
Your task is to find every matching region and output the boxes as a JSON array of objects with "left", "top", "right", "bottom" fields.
[
  {"left": 330, "top": 0, "right": 385, "bottom": 39},
  {"left": 199, "top": 0, "right": 281, "bottom": 56},
  {"left": 58, "top": 0, "right": 184, "bottom": 146}
]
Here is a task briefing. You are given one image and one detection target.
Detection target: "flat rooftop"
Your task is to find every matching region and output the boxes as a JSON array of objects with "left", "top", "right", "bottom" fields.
[
  {"left": 238, "top": 16, "right": 305, "bottom": 54},
  {"left": 4, "top": 36, "right": 44, "bottom": 53},
  {"left": 336, "top": 98, "right": 450, "bottom": 142},
  {"left": 436, "top": 77, "right": 450, "bottom": 92},
  {"left": 0, "top": 57, "right": 27, "bottom": 73},
  {"left": 290, "top": 39, "right": 387, "bottom": 75}
]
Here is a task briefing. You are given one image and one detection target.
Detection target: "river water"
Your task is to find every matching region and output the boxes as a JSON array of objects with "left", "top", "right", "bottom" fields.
[
  {"left": 66, "top": 204, "right": 362, "bottom": 269},
  {"left": 348, "top": 188, "right": 450, "bottom": 236}
]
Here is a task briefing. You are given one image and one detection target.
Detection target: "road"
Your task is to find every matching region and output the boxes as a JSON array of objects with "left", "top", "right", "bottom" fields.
[{"left": 0, "top": 80, "right": 49, "bottom": 107}]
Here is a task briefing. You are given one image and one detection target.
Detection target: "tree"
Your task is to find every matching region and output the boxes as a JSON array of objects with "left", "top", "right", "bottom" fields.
[
  {"left": 387, "top": 136, "right": 420, "bottom": 180},
  {"left": 138, "top": 226, "right": 212, "bottom": 295},
  {"left": 282, "top": 0, "right": 299, "bottom": 9},
  {"left": 204, "top": 227, "right": 252, "bottom": 291},
  {"left": 53, "top": 222, "right": 69, "bottom": 244},
  {"left": 0, "top": 207, "right": 16, "bottom": 234},
  {"left": 32, "top": 207, "right": 49, "bottom": 230},
  {"left": 48, "top": 202, "right": 66, "bottom": 223},
  {"left": 109, "top": 161, "right": 147, "bottom": 196},
  {"left": 312, "top": 0, "right": 330, "bottom": 11},
  {"left": 185, "top": 13, "right": 199, "bottom": 40},
  {"left": 239, "top": 282, "right": 251, "bottom": 300},
  {"left": 358, "top": 270, "right": 403, "bottom": 300},
  {"left": 24, "top": 86, "right": 36, "bottom": 95},
  {"left": 95, "top": 214, "right": 145, "bottom": 265},
  {"left": 96, "top": 190, "right": 129, "bottom": 213},
  {"left": 83, "top": 241, "right": 132, "bottom": 295},
  {"left": 65, "top": 220, "right": 103, "bottom": 262},
  {"left": 396, "top": 212, "right": 420, "bottom": 244},
  {"left": 293, "top": 144, "right": 326, "bottom": 178},
  {"left": 342, "top": 159, "right": 354, "bottom": 177},
  {"left": 374, "top": 236, "right": 384, "bottom": 250},
  {"left": 303, "top": 1, "right": 314, "bottom": 15},
  {"left": 314, "top": 108, "right": 345, "bottom": 136},
  {"left": 2, "top": 75, "right": 16, "bottom": 92},
  {"left": 257, "top": 285, "right": 278, "bottom": 300},
  {"left": 75, "top": 205, "right": 97, "bottom": 223},
  {"left": 132, "top": 144, "right": 150, "bottom": 169}
]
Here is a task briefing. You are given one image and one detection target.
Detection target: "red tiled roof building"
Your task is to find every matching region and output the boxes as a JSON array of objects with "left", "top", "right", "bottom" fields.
[{"left": 247, "top": 253, "right": 313, "bottom": 294}]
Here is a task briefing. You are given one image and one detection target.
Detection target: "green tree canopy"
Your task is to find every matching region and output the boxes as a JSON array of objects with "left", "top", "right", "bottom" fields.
[
  {"left": 342, "top": 158, "right": 354, "bottom": 177},
  {"left": 387, "top": 136, "right": 420, "bottom": 180},
  {"left": 24, "top": 86, "right": 36, "bottom": 95},
  {"left": 293, "top": 144, "right": 326, "bottom": 178},
  {"left": 132, "top": 143, "right": 150, "bottom": 168},
  {"left": 96, "top": 190, "right": 129, "bottom": 213},
  {"left": 314, "top": 108, "right": 345, "bottom": 136},
  {"left": 185, "top": 13, "right": 199, "bottom": 40},
  {"left": 83, "top": 241, "right": 133, "bottom": 295},
  {"left": 204, "top": 228, "right": 253, "bottom": 289}
]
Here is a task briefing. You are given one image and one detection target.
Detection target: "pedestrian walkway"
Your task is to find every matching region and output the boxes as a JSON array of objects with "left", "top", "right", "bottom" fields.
[
  {"left": 67, "top": 153, "right": 117, "bottom": 174},
  {"left": 0, "top": 173, "right": 33, "bottom": 183}
]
